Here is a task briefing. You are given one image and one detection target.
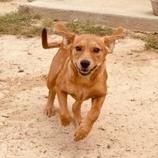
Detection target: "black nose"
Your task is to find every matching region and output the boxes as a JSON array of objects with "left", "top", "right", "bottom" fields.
[{"left": 80, "top": 60, "right": 90, "bottom": 69}]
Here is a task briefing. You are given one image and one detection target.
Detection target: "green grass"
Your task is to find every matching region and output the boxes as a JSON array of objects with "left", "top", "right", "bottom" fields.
[
  {"left": 0, "top": 8, "right": 43, "bottom": 37},
  {"left": 0, "top": 8, "right": 157, "bottom": 50},
  {"left": 66, "top": 22, "right": 112, "bottom": 35},
  {"left": 0, "top": 9, "right": 112, "bottom": 37},
  {"left": 144, "top": 33, "right": 158, "bottom": 50},
  {"left": 0, "top": 0, "right": 12, "bottom": 2},
  {"left": 131, "top": 32, "right": 158, "bottom": 50}
]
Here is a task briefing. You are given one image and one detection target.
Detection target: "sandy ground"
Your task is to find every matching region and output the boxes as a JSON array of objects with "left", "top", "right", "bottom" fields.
[
  {"left": 0, "top": 35, "right": 158, "bottom": 158},
  {"left": 0, "top": 1, "right": 158, "bottom": 158},
  {"left": 0, "top": 0, "right": 27, "bottom": 15}
]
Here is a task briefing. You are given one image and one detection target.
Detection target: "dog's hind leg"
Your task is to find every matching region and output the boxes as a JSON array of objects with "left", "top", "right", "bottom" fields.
[{"left": 44, "top": 88, "right": 56, "bottom": 117}]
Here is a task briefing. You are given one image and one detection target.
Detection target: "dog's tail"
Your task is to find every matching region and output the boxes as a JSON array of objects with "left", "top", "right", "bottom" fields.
[{"left": 42, "top": 28, "right": 61, "bottom": 49}]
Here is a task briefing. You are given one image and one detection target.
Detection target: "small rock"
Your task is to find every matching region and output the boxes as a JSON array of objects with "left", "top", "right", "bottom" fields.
[
  {"left": 54, "top": 19, "right": 59, "bottom": 22},
  {"left": 107, "top": 144, "right": 111, "bottom": 149},
  {"left": 18, "top": 69, "right": 24, "bottom": 73},
  {"left": 126, "top": 149, "right": 131, "bottom": 152},
  {"left": 73, "top": 18, "right": 79, "bottom": 22},
  {"left": 127, "top": 52, "right": 133, "bottom": 55},
  {"left": 18, "top": 66, "right": 24, "bottom": 73},
  {"left": 1, "top": 115, "right": 9, "bottom": 118},
  {"left": 27, "top": 52, "right": 32, "bottom": 55},
  {"left": 98, "top": 127, "right": 106, "bottom": 131},
  {"left": 44, "top": 95, "right": 48, "bottom": 98},
  {"left": 27, "top": 0, "right": 34, "bottom": 2},
  {"left": 96, "top": 144, "right": 101, "bottom": 147},
  {"left": 43, "top": 150, "right": 47, "bottom": 154},
  {"left": 130, "top": 98, "right": 135, "bottom": 102}
]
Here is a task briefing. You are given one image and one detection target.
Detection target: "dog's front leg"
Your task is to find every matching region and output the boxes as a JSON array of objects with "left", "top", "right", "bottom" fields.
[
  {"left": 56, "top": 89, "right": 72, "bottom": 126},
  {"left": 72, "top": 101, "right": 82, "bottom": 126},
  {"left": 74, "top": 96, "right": 105, "bottom": 141}
]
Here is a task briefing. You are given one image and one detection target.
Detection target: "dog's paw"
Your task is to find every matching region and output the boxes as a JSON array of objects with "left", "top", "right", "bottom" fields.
[
  {"left": 60, "top": 114, "right": 72, "bottom": 126},
  {"left": 74, "top": 123, "right": 91, "bottom": 141},
  {"left": 44, "top": 106, "right": 55, "bottom": 117}
]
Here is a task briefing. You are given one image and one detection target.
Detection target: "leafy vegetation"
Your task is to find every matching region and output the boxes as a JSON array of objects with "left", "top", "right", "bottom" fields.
[{"left": 0, "top": 8, "right": 157, "bottom": 50}]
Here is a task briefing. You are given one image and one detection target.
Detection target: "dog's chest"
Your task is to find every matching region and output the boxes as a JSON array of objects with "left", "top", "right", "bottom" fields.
[
  {"left": 56, "top": 66, "right": 107, "bottom": 100},
  {"left": 68, "top": 86, "right": 89, "bottom": 100},
  {"left": 65, "top": 82, "right": 106, "bottom": 101}
]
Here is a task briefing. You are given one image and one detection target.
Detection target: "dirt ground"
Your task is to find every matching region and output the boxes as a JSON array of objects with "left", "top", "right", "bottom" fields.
[
  {"left": 0, "top": 0, "right": 27, "bottom": 15},
  {"left": 0, "top": 1, "right": 158, "bottom": 158},
  {"left": 0, "top": 35, "right": 158, "bottom": 158}
]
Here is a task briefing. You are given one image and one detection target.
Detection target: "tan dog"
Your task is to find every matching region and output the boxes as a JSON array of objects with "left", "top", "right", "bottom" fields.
[{"left": 42, "top": 23, "right": 123, "bottom": 141}]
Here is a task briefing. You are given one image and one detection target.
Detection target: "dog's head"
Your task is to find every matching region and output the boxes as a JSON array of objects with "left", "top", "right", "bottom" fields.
[
  {"left": 42, "top": 22, "right": 124, "bottom": 76},
  {"left": 70, "top": 34, "right": 110, "bottom": 76}
]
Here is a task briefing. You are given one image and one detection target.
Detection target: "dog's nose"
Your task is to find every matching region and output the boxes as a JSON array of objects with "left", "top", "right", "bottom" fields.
[{"left": 80, "top": 60, "right": 90, "bottom": 69}]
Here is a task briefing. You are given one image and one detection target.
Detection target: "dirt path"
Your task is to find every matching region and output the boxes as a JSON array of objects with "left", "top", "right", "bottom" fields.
[
  {"left": 0, "top": 35, "right": 158, "bottom": 158},
  {"left": 0, "top": 0, "right": 27, "bottom": 15}
]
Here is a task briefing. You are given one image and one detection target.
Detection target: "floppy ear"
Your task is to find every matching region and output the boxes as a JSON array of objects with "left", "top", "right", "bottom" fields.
[
  {"left": 54, "top": 22, "right": 75, "bottom": 46},
  {"left": 104, "top": 27, "right": 124, "bottom": 53}
]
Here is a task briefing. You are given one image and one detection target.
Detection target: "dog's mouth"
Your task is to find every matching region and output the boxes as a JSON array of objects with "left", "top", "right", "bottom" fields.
[
  {"left": 75, "top": 65, "right": 97, "bottom": 76},
  {"left": 79, "top": 68, "right": 91, "bottom": 76}
]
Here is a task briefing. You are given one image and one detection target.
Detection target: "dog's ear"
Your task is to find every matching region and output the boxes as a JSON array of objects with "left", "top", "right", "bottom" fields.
[
  {"left": 54, "top": 22, "right": 75, "bottom": 46},
  {"left": 104, "top": 27, "right": 124, "bottom": 53}
]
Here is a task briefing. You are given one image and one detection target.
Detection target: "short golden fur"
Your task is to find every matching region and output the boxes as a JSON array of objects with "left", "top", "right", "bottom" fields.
[{"left": 42, "top": 23, "right": 123, "bottom": 141}]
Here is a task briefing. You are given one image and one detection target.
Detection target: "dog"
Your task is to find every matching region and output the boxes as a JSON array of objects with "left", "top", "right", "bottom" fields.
[{"left": 42, "top": 22, "right": 123, "bottom": 141}]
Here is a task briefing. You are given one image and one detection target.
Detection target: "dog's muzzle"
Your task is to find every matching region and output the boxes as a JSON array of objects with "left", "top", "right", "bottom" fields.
[
  {"left": 79, "top": 60, "right": 91, "bottom": 76},
  {"left": 73, "top": 60, "right": 97, "bottom": 76}
]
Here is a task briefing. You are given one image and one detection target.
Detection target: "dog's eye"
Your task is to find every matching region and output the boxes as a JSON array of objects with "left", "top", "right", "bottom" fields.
[
  {"left": 93, "top": 47, "right": 100, "bottom": 53},
  {"left": 75, "top": 46, "right": 82, "bottom": 51}
]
